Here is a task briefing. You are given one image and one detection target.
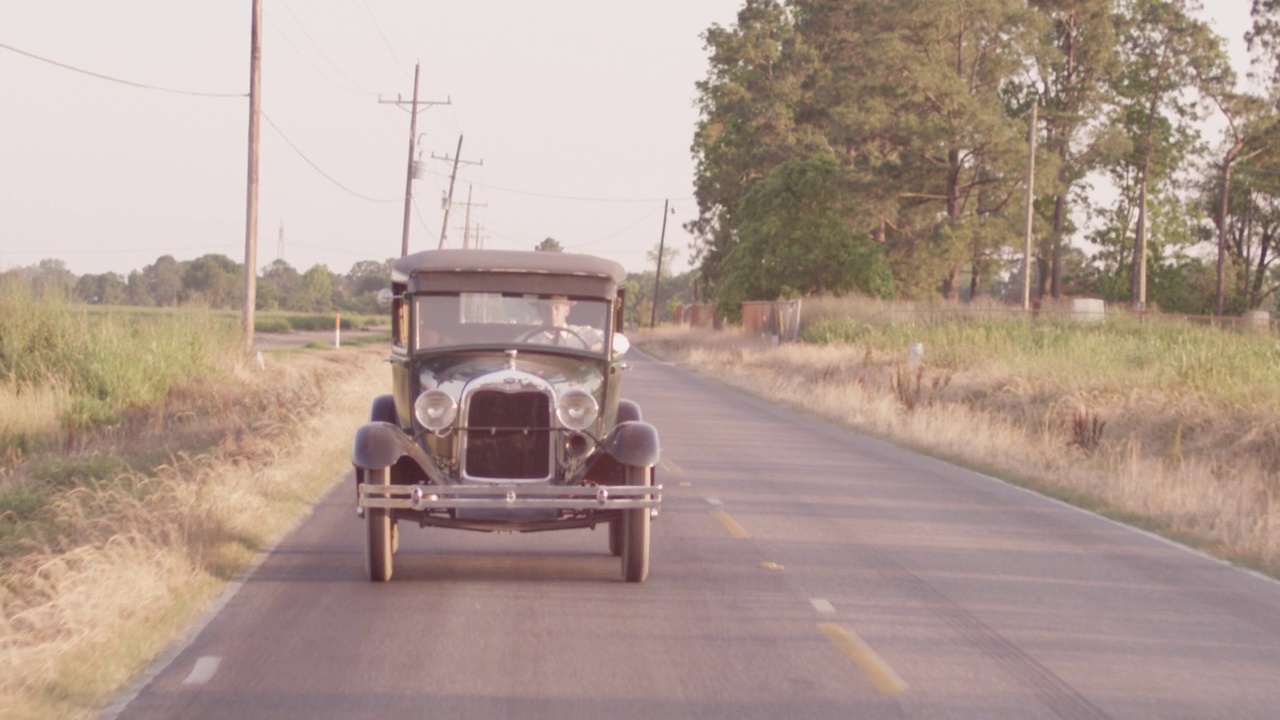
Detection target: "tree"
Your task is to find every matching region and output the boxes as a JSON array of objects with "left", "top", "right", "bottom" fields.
[
  {"left": 297, "top": 264, "right": 334, "bottom": 312},
  {"left": 125, "top": 269, "right": 153, "bottom": 306},
  {"left": 647, "top": 244, "right": 680, "bottom": 280},
  {"left": 24, "top": 259, "right": 76, "bottom": 298},
  {"left": 144, "top": 255, "right": 183, "bottom": 307},
  {"left": 1202, "top": 92, "right": 1274, "bottom": 313},
  {"left": 1106, "top": 0, "right": 1229, "bottom": 307},
  {"left": 791, "top": 0, "right": 1038, "bottom": 300},
  {"left": 182, "top": 254, "right": 241, "bottom": 308},
  {"left": 258, "top": 259, "right": 299, "bottom": 311},
  {"left": 339, "top": 259, "right": 393, "bottom": 313},
  {"left": 716, "top": 154, "right": 894, "bottom": 318},
  {"left": 691, "top": 0, "right": 811, "bottom": 297},
  {"left": 1028, "top": 0, "right": 1125, "bottom": 299},
  {"left": 534, "top": 237, "right": 563, "bottom": 252},
  {"left": 74, "top": 272, "right": 127, "bottom": 305}
]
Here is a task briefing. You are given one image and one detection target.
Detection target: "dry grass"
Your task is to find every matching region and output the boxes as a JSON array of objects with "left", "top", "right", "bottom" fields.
[
  {"left": 637, "top": 325, "right": 1280, "bottom": 578},
  {"left": 0, "top": 346, "right": 388, "bottom": 720}
]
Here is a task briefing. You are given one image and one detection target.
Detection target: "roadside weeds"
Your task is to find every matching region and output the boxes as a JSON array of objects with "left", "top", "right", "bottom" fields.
[{"left": 0, "top": 347, "right": 387, "bottom": 720}]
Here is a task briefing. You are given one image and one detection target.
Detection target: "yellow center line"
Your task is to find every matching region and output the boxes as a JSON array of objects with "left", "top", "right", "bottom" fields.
[
  {"left": 710, "top": 508, "right": 749, "bottom": 538},
  {"left": 817, "top": 622, "right": 908, "bottom": 695}
]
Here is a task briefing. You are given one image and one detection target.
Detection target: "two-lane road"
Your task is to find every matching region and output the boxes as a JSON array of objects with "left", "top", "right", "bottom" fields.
[{"left": 107, "top": 351, "right": 1280, "bottom": 719}]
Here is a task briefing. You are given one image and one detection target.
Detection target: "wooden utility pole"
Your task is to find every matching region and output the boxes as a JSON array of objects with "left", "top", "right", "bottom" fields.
[
  {"left": 379, "top": 64, "right": 448, "bottom": 257},
  {"left": 1022, "top": 102, "right": 1037, "bottom": 312},
  {"left": 460, "top": 185, "right": 486, "bottom": 249},
  {"left": 650, "top": 199, "right": 670, "bottom": 328},
  {"left": 242, "top": 0, "right": 263, "bottom": 355},
  {"left": 462, "top": 185, "right": 474, "bottom": 248},
  {"left": 433, "top": 136, "right": 482, "bottom": 248},
  {"left": 400, "top": 64, "right": 419, "bottom": 257}
]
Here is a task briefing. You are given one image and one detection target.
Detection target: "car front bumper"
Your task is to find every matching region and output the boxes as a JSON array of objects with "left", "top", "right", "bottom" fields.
[{"left": 358, "top": 482, "right": 662, "bottom": 513}]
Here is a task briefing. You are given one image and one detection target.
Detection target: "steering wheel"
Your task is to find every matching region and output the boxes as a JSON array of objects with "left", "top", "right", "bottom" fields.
[{"left": 516, "top": 326, "right": 590, "bottom": 348}]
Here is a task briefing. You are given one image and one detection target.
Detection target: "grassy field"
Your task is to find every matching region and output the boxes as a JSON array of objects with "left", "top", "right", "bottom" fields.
[
  {"left": 0, "top": 284, "right": 389, "bottom": 720},
  {"left": 636, "top": 296, "right": 1280, "bottom": 579}
]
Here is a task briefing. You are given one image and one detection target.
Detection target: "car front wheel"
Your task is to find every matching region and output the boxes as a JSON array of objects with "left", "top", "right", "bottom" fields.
[
  {"left": 621, "top": 464, "right": 651, "bottom": 583},
  {"left": 363, "top": 466, "right": 394, "bottom": 582},
  {"left": 608, "top": 517, "right": 623, "bottom": 557}
]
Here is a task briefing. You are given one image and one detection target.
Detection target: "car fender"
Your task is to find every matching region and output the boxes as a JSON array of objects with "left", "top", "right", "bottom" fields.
[
  {"left": 351, "top": 421, "right": 444, "bottom": 483},
  {"left": 616, "top": 398, "right": 642, "bottom": 424},
  {"left": 600, "top": 420, "right": 660, "bottom": 468},
  {"left": 370, "top": 394, "right": 397, "bottom": 425}
]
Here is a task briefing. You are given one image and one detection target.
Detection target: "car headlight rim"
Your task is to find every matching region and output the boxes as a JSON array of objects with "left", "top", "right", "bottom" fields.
[
  {"left": 414, "top": 389, "right": 458, "bottom": 431},
  {"left": 556, "top": 389, "right": 599, "bottom": 431}
]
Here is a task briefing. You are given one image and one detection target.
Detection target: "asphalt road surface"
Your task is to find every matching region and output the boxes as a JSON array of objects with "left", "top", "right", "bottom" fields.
[{"left": 105, "top": 351, "right": 1280, "bottom": 719}]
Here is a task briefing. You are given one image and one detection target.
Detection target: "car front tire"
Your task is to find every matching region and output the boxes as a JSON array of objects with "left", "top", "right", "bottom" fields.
[
  {"left": 608, "top": 517, "right": 623, "bottom": 557},
  {"left": 621, "top": 464, "right": 651, "bottom": 583},
  {"left": 364, "top": 466, "right": 394, "bottom": 582}
]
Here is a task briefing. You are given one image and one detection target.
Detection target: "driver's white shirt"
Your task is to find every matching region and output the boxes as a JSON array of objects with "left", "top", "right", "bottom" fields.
[{"left": 528, "top": 324, "right": 603, "bottom": 350}]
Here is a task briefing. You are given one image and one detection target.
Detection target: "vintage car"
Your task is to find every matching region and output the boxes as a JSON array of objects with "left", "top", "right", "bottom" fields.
[{"left": 351, "top": 249, "right": 661, "bottom": 583}]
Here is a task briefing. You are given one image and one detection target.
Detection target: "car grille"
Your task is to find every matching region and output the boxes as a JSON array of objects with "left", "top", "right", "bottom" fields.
[{"left": 464, "top": 390, "right": 552, "bottom": 480}]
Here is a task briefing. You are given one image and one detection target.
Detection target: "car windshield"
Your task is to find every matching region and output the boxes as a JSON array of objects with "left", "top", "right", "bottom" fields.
[{"left": 415, "top": 292, "right": 610, "bottom": 353}]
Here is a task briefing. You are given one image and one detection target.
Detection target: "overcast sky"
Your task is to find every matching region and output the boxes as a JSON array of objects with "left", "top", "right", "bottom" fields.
[{"left": 0, "top": 1, "right": 1258, "bottom": 280}]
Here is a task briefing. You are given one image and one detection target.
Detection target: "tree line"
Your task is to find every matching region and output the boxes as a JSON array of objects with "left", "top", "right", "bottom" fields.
[
  {"left": 5, "top": 247, "right": 703, "bottom": 325},
  {"left": 5, "top": 255, "right": 396, "bottom": 315},
  {"left": 691, "top": 0, "right": 1280, "bottom": 317}
]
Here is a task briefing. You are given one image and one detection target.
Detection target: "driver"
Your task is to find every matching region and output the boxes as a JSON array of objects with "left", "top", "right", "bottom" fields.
[{"left": 527, "top": 295, "right": 604, "bottom": 350}]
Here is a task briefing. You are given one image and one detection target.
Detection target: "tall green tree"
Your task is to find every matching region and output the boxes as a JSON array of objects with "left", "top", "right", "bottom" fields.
[
  {"left": 717, "top": 154, "right": 893, "bottom": 318},
  {"left": 1028, "top": 0, "right": 1125, "bottom": 299},
  {"left": 1105, "top": 0, "right": 1229, "bottom": 307},
  {"left": 796, "top": 0, "right": 1038, "bottom": 299},
  {"left": 691, "top": 0, "right": 811, "bottom": 296}
]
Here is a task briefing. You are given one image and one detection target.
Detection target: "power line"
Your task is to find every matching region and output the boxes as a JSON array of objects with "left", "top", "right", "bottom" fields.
[
  {"left": 413, "top": 167, "right": 692, "bottom": 204},
  {"left": 276, "top": 0, "right": 378, "bottom": 94},
  {"left": 266, "top": 15, "right": 374, "bottom": 96},
  {"left": 359, "top": 0, "right": 412, "bottom": 78},
  {"left": 261, "top": 111, "right": 401, "bottom": 203},
  {"left": 0, "top": 41, "right": 246, "bottom": 98},
  {"left": 563, "top": 208, "right": 667, "bottom": 249},
  {"left": 413, "top": 200, "right": 434, "bottom": 239}
]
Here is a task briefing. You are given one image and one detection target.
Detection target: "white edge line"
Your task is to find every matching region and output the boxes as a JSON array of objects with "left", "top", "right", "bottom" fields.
[
  {"left": 810, "top": 598, "right": 836, "bottom": 614},
  {"left": 98, "top": 484, "right": 336, "bottom": 719},
  {"left": 931, "top": 459, "right": 1280, "bottom": 590},
  {"left": 181, "top": 656, "right": 221, "bottom": 686}
]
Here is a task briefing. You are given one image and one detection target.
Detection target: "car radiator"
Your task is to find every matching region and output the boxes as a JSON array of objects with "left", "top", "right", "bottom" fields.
[{"left": 463, "top": 390, "right": 553, "bottom": 480}]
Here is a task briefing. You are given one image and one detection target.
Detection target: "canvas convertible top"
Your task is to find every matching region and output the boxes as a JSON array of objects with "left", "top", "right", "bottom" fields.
[{"left": 393, "top": 249, "right": 625, "bottom": 284}]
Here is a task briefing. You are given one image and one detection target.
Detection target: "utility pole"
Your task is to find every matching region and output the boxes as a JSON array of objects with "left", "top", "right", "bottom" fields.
[
  {"left": 433, "top": 136, "right": 482, "bottom": 248},
  {"left": 379, "top": 63, "right": 448, "bottom": 257},
  {"left": 460, "top": 184, "right": 488, "bottom": 249},
  {"left": 1022, "top": 101, "right": 1037, "bottom": 312},
  {"left": 242, "top": 0, "right": 263, "bottom": 355},
  {"left": 463, "top": 185, "right": 472, "bottom": 249},
  {"left": 650, "top": 199, "right": 670, "bottom": 329}
]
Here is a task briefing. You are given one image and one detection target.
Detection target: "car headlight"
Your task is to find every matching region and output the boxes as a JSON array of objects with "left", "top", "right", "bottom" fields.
[
  {"left": 556, "top": 389, "right": 599, "bottom": 431},
  {"left": 414, "top": 390, "right": 457, "bottom": 431}
]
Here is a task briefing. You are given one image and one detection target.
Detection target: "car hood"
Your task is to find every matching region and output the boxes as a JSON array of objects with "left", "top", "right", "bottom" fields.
[{"left": 416, "top": 351, "right": 605, "bottom": 400}]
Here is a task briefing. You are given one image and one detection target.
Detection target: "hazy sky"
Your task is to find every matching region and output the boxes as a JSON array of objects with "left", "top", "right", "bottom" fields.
[
  {"left": 1, "top": 0, "right": 745, "bottom": 278},
  {"left": 0, "top": 1, "right": 1259, "bottom": 280}
]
